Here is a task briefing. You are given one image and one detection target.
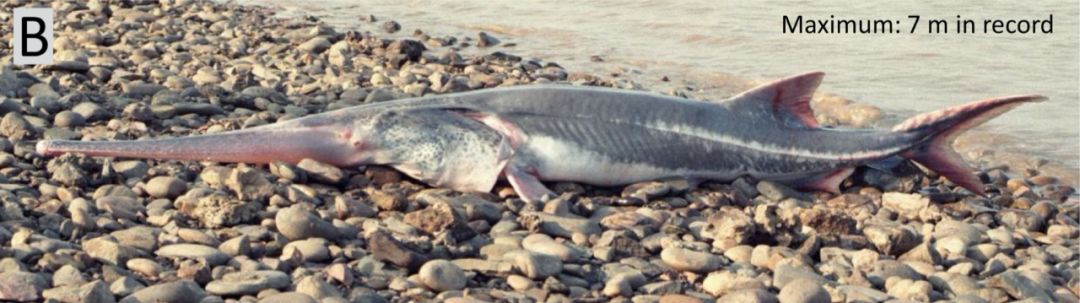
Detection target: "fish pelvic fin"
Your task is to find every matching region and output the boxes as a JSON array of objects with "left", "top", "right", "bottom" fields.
[
  {"left": 727, "top": 71, "right": 824, "bottom": 128},
  {"left": 799, "top": 167, "right": 856, "bottom": 194},
  {"left": 892, "top": 95, "right": 1046, "bottom": 195}
]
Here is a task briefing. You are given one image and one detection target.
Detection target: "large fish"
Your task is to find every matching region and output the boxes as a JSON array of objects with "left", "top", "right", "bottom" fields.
[{"left": 37, "top": 72, "right": 1043, "bottom": 201}]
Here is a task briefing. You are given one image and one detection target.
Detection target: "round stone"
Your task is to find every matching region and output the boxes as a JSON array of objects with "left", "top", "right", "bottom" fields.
[
  {"left": 145, "top": 176, "right": 187, "bottom": 199},
  {"left": 418, "top": 260, "right": 466, "bottom": 292},
  {"left": 779, "top": 278, "right": 831, "bottom": 303}
]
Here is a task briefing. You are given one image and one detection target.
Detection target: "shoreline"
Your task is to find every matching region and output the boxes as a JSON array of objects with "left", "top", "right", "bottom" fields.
[{"left": 0, "top": 1, "right": 1076, "bottom": 303}]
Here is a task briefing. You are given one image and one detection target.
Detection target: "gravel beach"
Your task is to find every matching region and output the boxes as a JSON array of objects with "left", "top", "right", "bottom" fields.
[{"left": 0, "top": 1, "right": 1076, "bottom": 303}]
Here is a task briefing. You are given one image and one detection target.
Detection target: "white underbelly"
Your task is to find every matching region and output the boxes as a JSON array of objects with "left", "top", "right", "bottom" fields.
[{"left": 523, "top": 136, "right": 690, "bottom": 185}]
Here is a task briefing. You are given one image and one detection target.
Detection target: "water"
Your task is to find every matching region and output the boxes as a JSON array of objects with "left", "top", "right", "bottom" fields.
[{"left": 238, "top": 0, "right": 1079, "bottom": 171}]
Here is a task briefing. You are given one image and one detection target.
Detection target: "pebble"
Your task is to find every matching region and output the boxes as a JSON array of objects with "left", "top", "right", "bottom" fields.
[
  {"left": 719, "top": 288, "right": 779, "bottom": 303},
  {"left": 988, "top": 270, "right": 1053, "bottom": 301},
  {"left": 777, "top": 278, "right": 830, "bottom": 303},
  {"left": 505, "top": 250, "right": 563, "bottom": 279},
  {"left": 703, "top": 271, "right": 764, "bottom": 297},
  {"left": 522, "top": 234, "right": 584, "bottom": 262},
  {"left": 367, "top": 230, "right": 429, "bottom": 271},
  {"left": 885, "top": 277, "right": 932, "bottom": 301},
  {"left": 53, "top": 111, "right": 85, "bottom": 127},
  {"left": 145, "top": 176, "right": 187, "bottom": 199},
  {"left": 43, "top": 280, "right": 114, "bottom": 303},
  {"left": 72, "top": 102, "right": 109, "bottom": 122},
  {"left": 110, "top": 277, "right": 144, "bottom": 297},
  {"left": 773, "top": 264, "right": 828, "bottom": 289},
  {"left": 83, "top": 236, "right": 142, "bottom": 265},
  {"left": 154, "top": 244, "right": 230, "bottom": 266},
  {"left": 383, "top": 20, "right": 402, "bottom": 33},
  {"left": 0, "top": 271, "right": 48, "bottom": 302},
  {"left": 260, "top": 292, "right": 318, "bottom": 303},
  {"left": 299, "top": 37, "right": 332, "bottom": 53},
  {"left": 660, "top": 246, "right": 721, "bottom": 273},
  {"left": 403, "top": 201, "right": 475, "bottom": 240},
  {"left": 295, "top": 275, "right": 342, "bottom": 300},
  {"left": 275, "top": 205, "right": 340, "bottom": 240},
  {"left": 522, "top": 212, "right": 601, "bottom": 238},
  {"left": 282, "top": 238, "right": 332, "bottom": 263},
  {"left": 205, "top": 270, "right": 290, "bottom": 296},
  {"left": 506, "top": 275, "right": 534, "bottom": 291},
  {"left": 118, "top": 280, "right": 205, "bottom": 303},
  {"left": 419, "top": 260, "right": 467, "bottom": 292},
  {"left": 296, "top": 159, "right": 344, "bottom": 184}
]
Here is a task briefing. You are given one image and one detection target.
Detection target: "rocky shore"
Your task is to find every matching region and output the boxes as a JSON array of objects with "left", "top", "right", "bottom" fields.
[{"left": 0, "top": 0, "right": 1076, "bottom": 303}]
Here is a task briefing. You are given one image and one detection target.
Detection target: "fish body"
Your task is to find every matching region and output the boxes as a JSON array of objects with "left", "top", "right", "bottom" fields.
[{"left": 37, "top": 72, "right": 1044, "bottom": 201}]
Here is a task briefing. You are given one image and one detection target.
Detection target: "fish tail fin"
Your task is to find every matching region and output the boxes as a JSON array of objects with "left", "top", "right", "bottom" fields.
[{"left": 891, "top": 95, "right": 1046, "bottom": 195}]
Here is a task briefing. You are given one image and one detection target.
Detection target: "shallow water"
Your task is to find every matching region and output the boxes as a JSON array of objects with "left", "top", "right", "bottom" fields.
[{"left": 239, "top": 0, "right": 1079, "bottom": 171}]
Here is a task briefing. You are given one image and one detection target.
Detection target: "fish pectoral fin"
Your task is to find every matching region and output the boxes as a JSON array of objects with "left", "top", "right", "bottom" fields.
[
  {"left": 505, "top": 164, "right": 554, "bottom": 202},
  {"left": 796, "top": 167, "right": 855, "bottom": 194},
  {"left": 725, "top": 71, "right": 824, "bottom": 129}
]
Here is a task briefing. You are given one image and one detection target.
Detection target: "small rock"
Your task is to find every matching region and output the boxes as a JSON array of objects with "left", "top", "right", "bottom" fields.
[
  {"left": 282, "top": 238, "right": 332, "bottom": 263},
  {"left": 476, "top": 32, "right": 500, "bottom": 47},
  {"left": 109, "top": 277, "right": 144, "bottom": 297},
  {"left": 295, "top": 275, "right": 341, "bottom": 300},
  {"left": 296, "top": 159, "right": 344, "bottom": 184},
  {"left": 882, "top": 192, "right": 929, "bottom": 220},
  {"left": 403, "top": 202, "right": 475, "bottom": 240},
  {"left": 773, "top": 264, "right": 827, "bottom": 289},
  {"left": 778, "top": 278, "right": 830, "bottom": 303},
  {"left": 0, "top": 271, "right": 48, "bottom": 302},
  {"left": 522, "top": 234, "right": 584, "bottom": 262},
  {"left": 299, "top": 37, "right": 331, "bottom": 53},
  {"left": 145, "top": 176, "right": 187, "bottom": 199},
  {"left": 218, "top": 236, "right": 251, "bottom": 257},
  {"left": 83, "top": 237, "right": 142, "bottom": 265},
  {"left": 259, "top": 292, "right": 318, "bottom": 303},
  {"left": 659, "top": 294, "right": 707, "bottom": 303},
  {"left": 52, "top": 265, "right": 85, "bottom": 287},
  {"left": 1, "top": 113, "right": 35, "bottom": 141},
  {"left": 506, "top": 250, "right": 562, "bottom": 279},
  {"left": 112, "top": 161, "right": 149, "bottom": 180},
  {"left": 155, "top": 244, "right": 230, "bottom": 266},
  {"left": 506, "top": 275, "right": 533, "bottom": 291},
  {"left": 660, "top": 246, "right": 721, "bottom": 273},
  {"left": 703, "top": 271, "right": 764, "bottom": 297},
  {"left": 275, "top": 205, "right": 340, "bottom": 240},
  {"left": 719, "top": 289, "right": 778, "bottom": 303},
  {"left": 205, "top": 270, "right": 290, "bottom": 296},
  {"left": 43, "top": 280, "right": 114, "bottom": 303},
  {"left": 118, "top": 280, "right": 205, "bottom": 303},
  {"left": 862, "top": 220, "right": 920, "bottom": 256},
  {"left": 53, "top": 111, "right": 85, "bottom": 128},
  {"left": 418, "top": 260, "right": 467, "bottom": 292},
  {"left": 885, "top": 277, "right": 932, "bottom": 301},
  {"left": 867, "top": 260, "right": 923, "bottom": 288},
  {"left": 987, "top": 270, "right": 1053, "bottom": 301},
  {"left": 125, "top": 259, "right": 163, "bottom": 278},
  {"left": 708, "top": 206, "right": 756, "bottom": 248},
  {"left": 521, "top": 212, "right": 601, "bottom": 238},
  {"left": 367, "top": 230, "right": 428, "bottom": 271},
  {"left": 383, "top": 21, "right": 401, "bottom": 33}
]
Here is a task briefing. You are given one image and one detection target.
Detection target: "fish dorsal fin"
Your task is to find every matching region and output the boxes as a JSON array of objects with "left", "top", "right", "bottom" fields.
[{"left": 727, "top": 71, "right": 824, "bottom": 128}]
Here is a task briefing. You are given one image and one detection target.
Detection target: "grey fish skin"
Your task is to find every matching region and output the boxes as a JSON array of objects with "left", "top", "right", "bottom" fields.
[{"left": 37, "top": 72, "right": 1044, "bottom": 202}]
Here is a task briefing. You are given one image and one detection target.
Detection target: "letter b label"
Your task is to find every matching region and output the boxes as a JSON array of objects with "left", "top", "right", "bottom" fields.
[{"left": 13, "top": 8, "right": 53, "bottom": 65}]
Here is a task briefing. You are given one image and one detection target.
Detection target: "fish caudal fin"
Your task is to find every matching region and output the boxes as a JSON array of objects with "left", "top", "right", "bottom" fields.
[{"left": 892, "top": 95, "right": 1046, "bottom": 195}]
